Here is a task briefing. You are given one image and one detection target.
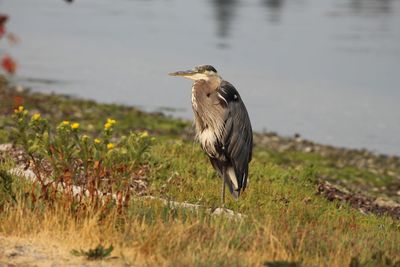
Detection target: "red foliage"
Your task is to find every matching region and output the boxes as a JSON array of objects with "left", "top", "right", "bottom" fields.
[
  {"left": 0, "top": 14, "right": 18, "bottom": 74},
  {"left": 0, "top": 14, "right": 8, "bottom": 39},
  {"left": 13, "top": 95, "right": 24, "bottom": 109},
  {"left": 0, "top": 14, "right": 7, "bottom": 24},
  {"left": 1, "top": 55, "right": 17, "bottom": 75}
]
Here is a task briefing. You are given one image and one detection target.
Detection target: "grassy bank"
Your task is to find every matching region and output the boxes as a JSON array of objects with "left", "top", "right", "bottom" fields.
[{"left": 1, "top": 76, "right": 400, "bottom": 267}]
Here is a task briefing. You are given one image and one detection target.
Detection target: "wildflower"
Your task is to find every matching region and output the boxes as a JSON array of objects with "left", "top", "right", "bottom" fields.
[
  {"left": 107, "top": 118, "right": 117, "bottom": 125},
  {"left": 94, "top": 138, "right": 101, "bottom": 144},
  {"left": 82, "top": 135, "right": 89, "bottom": 141},
  {"left": 104, "top": 118, "right": 116, "bottom": 130},
  {"left": 104, "top": 122, "right": 112, "bottom": 130},
  {"left": 140, "top": 131, "right": 149, "bottom": 138},
  {"left": 107, "top": 143, "right": 115, "bottom": 150},
  {"left": 31, "top": 113, "right": 41, "bottom": 121},
  {"left": 14, "top": 105, "right": 24, "bottom": 113},
  {"left": 58, "top": 120, "right": 70, "bottom": 129},
  {"left": 71, "top": 123, "right": 80, "bottom": 130}
]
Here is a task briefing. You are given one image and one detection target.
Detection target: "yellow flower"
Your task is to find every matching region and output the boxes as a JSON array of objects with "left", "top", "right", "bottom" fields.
[
  {"left": 107, "top": 143, "right": 115, "bottom": 150},
  {"left": 31, "top": 113, "right": 41, "bottom": 121},
  {"left": 58, "top": 121, "right": 70, "bottom": 129},
  {"left": 104, "top": 122, "right": 112, "bottom": 130},
  {"left": 104, "top": 118, "right": 116, "bottom": 130},
  {"left": 14, "top": 105, "right": 24, "bottom": 113},
  {"left": 82, "top": 135, "right": 89, "bottom": 141},
  {"left": 140, "top": 131, "right": 149, "bottom": 138},
  {"left": 71, "top": 123, "right": 80, "bottom": 130},
  {"left": 107, "top": 118, "right": 117, "bottom": 125},
  {"left": 94, "top": 138, "right": 101, "bottom": 144}
]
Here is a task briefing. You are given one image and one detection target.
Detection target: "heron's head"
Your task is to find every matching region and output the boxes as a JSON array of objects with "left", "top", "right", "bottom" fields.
[{"left": 169, "top": 65, "right": 221, "bottom": 82}]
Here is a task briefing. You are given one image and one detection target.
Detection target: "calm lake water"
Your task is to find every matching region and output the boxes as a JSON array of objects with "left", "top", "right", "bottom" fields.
[{"left": 2, "top": 0, "right": 400, "bottom": 155}]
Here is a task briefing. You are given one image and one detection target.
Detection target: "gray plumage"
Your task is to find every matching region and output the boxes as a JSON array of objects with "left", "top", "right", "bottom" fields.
[{"left": 169, "top": 65, "right": 253, "bottom": 203}]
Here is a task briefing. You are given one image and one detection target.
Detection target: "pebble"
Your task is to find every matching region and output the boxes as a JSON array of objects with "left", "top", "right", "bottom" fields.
[{"left": 0, "top": 143, "right": 12, "bottom": 152}]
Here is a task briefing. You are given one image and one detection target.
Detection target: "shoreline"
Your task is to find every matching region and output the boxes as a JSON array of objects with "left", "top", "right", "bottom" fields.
[
  {"left": 13, "top": 75, "right": 400, "bottom": 158},
  {"left": 9, "top": 76, "right": 400, "bottom": 159},
  {"left": 1, "top": 75, "right": 400, "bottom": 202}
]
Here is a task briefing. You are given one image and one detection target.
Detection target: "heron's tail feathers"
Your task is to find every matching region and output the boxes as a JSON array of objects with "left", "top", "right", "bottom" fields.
[{"left": 225, "top": 167, "right": 241, "bottom": 199}]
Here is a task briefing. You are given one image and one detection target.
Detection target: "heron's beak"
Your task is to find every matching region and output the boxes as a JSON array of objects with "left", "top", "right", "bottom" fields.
[{"left": 168, "top": 70, "right": 197, "bottom": 77}]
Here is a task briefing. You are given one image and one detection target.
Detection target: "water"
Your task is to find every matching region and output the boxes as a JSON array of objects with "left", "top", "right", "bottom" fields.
[{"left": 1, "top": 0, "right": 400, "bottom": 155}]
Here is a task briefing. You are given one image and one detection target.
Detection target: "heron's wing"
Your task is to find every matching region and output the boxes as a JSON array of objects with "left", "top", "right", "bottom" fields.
[{"left": 216, "top": 81, "right": 253, "bottom": 192}]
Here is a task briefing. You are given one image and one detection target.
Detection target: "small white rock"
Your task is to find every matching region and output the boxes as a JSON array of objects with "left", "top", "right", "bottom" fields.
[
  {"left": 0, "top": 143, "right": 12, "bottom": 152},
  {"left": 373, "top": 197, "right": 400, "bottom": 208},
  {"left": 212, "top": 207, "right": 245, "bottom": 220}
]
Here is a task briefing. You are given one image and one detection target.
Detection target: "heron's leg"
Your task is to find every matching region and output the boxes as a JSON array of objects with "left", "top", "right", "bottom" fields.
[
  {"left": 221, "top": 177, "right": 225, "bottom": 206},
  {"left": 221, "top": 179, "right": 225, "bottom": 205}
]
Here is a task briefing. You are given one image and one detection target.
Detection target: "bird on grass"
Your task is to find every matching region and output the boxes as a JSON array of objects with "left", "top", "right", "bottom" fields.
[{"left": 169, "top": 65, "right": 253, "bottom": 204}]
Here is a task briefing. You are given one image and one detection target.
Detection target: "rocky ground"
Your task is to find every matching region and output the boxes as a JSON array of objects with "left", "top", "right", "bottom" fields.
[
  {"left": 254, "top": 132, "right": 400, "bottom": 184},
  {"left": 254, "top": 132, "right": 400, "bottom": 219}
]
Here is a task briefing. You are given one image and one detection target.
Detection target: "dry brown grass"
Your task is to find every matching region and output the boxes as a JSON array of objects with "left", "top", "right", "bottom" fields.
[{"left": 2, "top": 193, "right": 396, "bottom": 267}]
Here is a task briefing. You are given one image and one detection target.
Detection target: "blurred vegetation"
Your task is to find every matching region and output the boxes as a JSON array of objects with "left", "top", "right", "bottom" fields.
[{"left": 0, "top": 14, "right": 19, "bottom": 75}]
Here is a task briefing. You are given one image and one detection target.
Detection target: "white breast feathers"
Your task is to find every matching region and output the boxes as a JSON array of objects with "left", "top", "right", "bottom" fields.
[{"left": 197, "top": 127, "right": 218, "bottom": 157}]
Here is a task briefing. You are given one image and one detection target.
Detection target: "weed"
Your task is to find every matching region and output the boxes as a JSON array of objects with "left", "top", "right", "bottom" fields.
[
  {"left": 9, "top": 106, "right": 153, "bottom": 213},
  {"left": 0, "top": 169, "right": 15, "bottom": 208},
  {"left": 71, "top": 244, "right": 114, "bottom": 260}
]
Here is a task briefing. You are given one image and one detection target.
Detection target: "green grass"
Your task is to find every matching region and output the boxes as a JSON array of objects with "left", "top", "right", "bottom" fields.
[{"left": 1, "top": 77, "right": 400, "bottom": 266}]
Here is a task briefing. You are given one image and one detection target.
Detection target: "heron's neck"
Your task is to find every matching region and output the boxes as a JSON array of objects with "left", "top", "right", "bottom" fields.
[{"left": 204, "top": 75, "right": 222, "bottom": 90}]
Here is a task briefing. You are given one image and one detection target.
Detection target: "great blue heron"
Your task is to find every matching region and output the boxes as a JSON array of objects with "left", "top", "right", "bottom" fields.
[{"left": 169, "top": 65, "right": 253, "bottom": 204}]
